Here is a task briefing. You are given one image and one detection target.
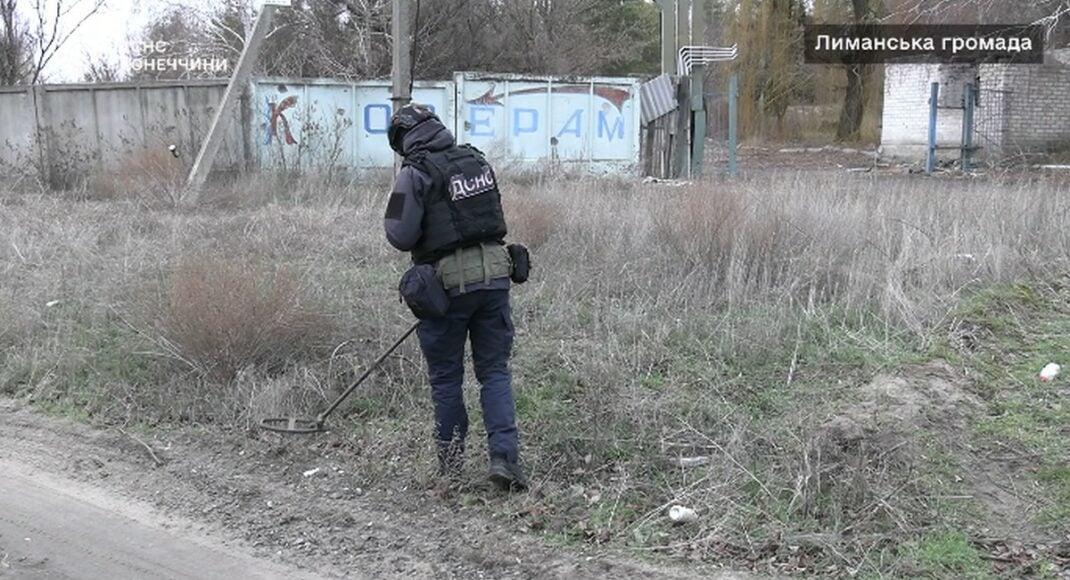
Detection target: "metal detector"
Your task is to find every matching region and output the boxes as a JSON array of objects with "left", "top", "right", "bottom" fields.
[{"left": 259, "top": 321, "right": 420, "bottom": 434}]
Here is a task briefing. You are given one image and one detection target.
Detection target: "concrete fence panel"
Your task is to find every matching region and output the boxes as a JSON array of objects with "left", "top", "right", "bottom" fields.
[
  {"left": 0, "top": 87, "right": 41, "bottom": 179},
  {"left": 0, "top": 73, "right": 642, "bottom": 188},
  {"left": 251, "top": 78, "right": 456, "bottom": 173},
  {"left": 453, "top": 72, "right": 642, "bottom": 174}
]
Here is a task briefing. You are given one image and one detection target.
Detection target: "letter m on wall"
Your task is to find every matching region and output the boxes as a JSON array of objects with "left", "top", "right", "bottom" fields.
[{"left": 597, "top": 111, "right": 625, "bottom": 141}]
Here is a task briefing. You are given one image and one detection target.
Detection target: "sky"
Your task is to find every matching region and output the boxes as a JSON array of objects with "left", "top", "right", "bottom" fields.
[{"left": 39, "top": 0, "right": 277, "bottom": 82}]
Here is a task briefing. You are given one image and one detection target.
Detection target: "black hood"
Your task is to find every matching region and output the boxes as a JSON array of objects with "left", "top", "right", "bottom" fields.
[{"left": 401, "top": 117, "right": 455, "bottom": 156}]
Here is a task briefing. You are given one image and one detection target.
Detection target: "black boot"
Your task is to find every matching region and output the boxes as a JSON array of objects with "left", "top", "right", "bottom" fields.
[{"left": 488, "top": 456, "right": 528, "bottom": 492}]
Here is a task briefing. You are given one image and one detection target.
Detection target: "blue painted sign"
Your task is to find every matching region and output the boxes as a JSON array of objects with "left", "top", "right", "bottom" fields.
[
  {"left": 455, "top": 72, "right": 641, "bottom": 172},
  {"left": 252, "top": 73, "right": 641, "bottom": 174},
  {"left": 253, "top": 79, "right": 454, "bottom": 171}
]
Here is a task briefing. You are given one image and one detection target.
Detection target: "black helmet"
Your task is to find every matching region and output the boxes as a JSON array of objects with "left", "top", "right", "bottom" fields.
[{"left": 388, "top": 103, "right": 439, "bottom": 154}]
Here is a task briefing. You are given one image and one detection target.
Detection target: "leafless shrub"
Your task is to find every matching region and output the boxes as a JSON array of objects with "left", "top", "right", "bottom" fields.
[
  {"left": 161, "top": 253, "right": 334, "bottom": 383},
  {"left": 502, "top": 191, "right": 564, "bottom": 250},
  {"left": 652, "top": 183, "right": 746, "bottom": 284},
  {"left": 85, "top": 148, "right": 185, "bottom": 205}
]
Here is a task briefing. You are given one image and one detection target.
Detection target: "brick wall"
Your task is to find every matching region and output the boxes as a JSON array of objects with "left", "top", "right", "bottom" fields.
[
  {"left": 881, "top": 64, "right": 965, "bottom": 162},
  {"left": 883, "top": 61, "right": 1070, "bottom": 163},
  {"left": 985, "top": 62, "right": 1070, "bottom": 157}
]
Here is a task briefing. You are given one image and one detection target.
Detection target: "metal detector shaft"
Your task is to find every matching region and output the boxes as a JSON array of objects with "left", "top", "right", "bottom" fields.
[{"left": 315, "top": 321, "right": 419, "bottom": 423}]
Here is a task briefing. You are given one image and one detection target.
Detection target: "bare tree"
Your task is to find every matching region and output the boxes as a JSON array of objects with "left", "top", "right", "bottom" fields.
[
  {"left": 249, "top": 0, "right": 391, "bottom": 79},
  {"left": 133, "top": 0, "right": 394, "bottom": 80},
  {"left": 81, "top": 50, "right": 121, "bottom": 82},
  {"left": 879, "top": 0, "right": 1070, "bottom": 57},
  {"left": 202, "top": 0, "right": 255, "bottom": 63},
  {"left": 129, "top": 0, "right": 259, "bottom": 81},
  {"left": 883, "top": 0, "right": 1070, "bottom": 46},
  {"left": 414, "top": 0, "right": 658, "bottom": 78},
  {"left": 27, "top": 0, "right": 108, "bottom": 83},
  {"left": 884, "top": 0, "right": 1068, "bottom": 26},
  {"left": 130, "top": 0, "right": 657, "bottom": 82},
  {"left": 1034, "top": 0, "right": 1070, "bottom": 40},
  {"left": 0, "top": 0, "right": 32, "bottom": 85},
  {"left": 837, "top": 0, "right": 878, "bottom": 139}
]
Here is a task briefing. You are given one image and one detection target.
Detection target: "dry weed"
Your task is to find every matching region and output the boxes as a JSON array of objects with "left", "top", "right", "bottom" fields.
[
  {"left": 502, "top": 192, "right": 564, "bottom": 249},
  {"left": 162, "top": 253, "right": 335, "bottom": 382},
  {"left": 651, "top": 183, "right": 745, "bottom": 282},
  {"left": 86, "top": 148, "right": 185, "bottom": 204}
]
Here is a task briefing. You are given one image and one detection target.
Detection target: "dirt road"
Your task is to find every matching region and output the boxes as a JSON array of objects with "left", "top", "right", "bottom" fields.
[
  {"left": 0, "top": 457, "right": 328, "bottom": 579},
  {"left": 0, "top": 399, "right": 761, "bottom": 580}
]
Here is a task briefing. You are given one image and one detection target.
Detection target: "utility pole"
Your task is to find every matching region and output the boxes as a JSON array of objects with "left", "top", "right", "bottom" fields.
[
  {"left": 676, "top": 0, "right": 690, "bottom": 62},
  {"left": 690, "top": 0, "right": 707, "bottom": 177},
  {"left": 391, "top": 0, "right": 412, "bottom": 172},
  {"left": 186, "top": 2, "right": 282, "bottom": 201},
  {"left": 655, "top": 0, "right": 675, "bottom": 75},
  {"left": 674, "top": 0, "right": 692, "bottom": 179}
]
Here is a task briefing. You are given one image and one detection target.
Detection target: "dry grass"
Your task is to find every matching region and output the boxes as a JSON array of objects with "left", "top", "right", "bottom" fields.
[
  {"left": 502, "top": 192, "right": 564, "bottom": 250},
  {"left": 84, "top": 148, "right": 186, "bottom": 204},
  {"left": 161, "top": 253, "right": 335, "bottom": 382},
  {"left": 196, "top": 170, "right": 394, "bottom": 210},
  {"left": 2, "top": 168, "right": 1069, "bottom": 574}
]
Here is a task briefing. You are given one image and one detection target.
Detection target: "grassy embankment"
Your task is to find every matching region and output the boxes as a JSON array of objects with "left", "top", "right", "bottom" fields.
[{"left": 1, "top": 168, "right": 1068, "bottom": 578}]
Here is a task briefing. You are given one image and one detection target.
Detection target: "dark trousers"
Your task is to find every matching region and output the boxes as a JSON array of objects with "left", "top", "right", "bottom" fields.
[{"left": 417, "top": 289, "right": 520, "bottom": 464}]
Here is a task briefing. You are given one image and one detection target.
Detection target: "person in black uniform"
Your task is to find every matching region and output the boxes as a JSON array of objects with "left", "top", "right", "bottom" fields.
[{"left": 383, "top": 103, "right": 527, "bottom": 491}]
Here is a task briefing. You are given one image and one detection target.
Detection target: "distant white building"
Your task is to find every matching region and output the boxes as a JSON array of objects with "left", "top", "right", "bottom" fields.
[{"left": 880, "top": 49, "right": 1070, "bottom": 164}]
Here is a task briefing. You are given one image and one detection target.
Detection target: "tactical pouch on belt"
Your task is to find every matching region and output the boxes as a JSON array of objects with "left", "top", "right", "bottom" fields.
[
  {"left": 506, "top": 243, "right": 530, "bottom": 284},
  {"left": 399, "top": 264, "right": 450, "bottom": 319},
  {"left": 436, "top": 243, "right": 512, "bottom": 292}
]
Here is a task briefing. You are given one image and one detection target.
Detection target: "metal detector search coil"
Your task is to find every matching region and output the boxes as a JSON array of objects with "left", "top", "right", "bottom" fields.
[
  {"left": 259, "top": 417, "right": 325, "bottom": 434},
  {"left": 258, "top": 322, "right": 419, "bottom": 435}
]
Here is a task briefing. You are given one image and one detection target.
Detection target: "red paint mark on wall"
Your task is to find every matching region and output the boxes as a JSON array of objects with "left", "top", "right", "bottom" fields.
[
  {"left": 468, "top": 84, "right": 632, "bottom": 111},
  {"left": 265, "top": 95, "right": 299, "bottom": 146}
]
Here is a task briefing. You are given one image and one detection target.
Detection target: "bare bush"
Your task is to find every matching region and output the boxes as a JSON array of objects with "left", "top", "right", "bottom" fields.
[
  {"left": 162, "top": 253, "right": 334, "bottom": 383},
  {"left": 652, "top": 183, "right": 746, "bottom": 285},
  {"left": 502, "top": 192, "right": 564, "bottom": 251},
  {"left": 85, "top": 148, "right": 185, "bottom": 205}
]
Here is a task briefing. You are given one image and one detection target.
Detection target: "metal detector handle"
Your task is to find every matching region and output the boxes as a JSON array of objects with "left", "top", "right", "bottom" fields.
[{"left": 316, "top": 321, "right": 420, "bottom": 422}]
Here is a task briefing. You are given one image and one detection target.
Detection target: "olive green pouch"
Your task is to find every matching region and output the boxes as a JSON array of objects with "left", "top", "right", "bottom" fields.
[{"left": 436, "top": 243, "right": 511, "bottom": 292}]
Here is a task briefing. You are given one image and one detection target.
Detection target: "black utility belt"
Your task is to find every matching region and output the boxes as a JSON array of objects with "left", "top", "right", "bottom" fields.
[{"left": 400, "top": 242, "right": 531, "bottom": 320}]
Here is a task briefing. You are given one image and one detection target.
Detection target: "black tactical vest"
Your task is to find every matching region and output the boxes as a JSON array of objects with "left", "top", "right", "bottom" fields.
[{"left": 403, "top": 145, "right": 508, "bottom": 265}]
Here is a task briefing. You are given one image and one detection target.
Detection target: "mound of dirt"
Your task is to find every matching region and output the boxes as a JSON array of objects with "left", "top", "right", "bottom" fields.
[
  {"left": 815, "top": 360, "right": 1061, "bottom": 549},
  {"left": 821, "top": 360, "right": 982, "bottom": 444}
]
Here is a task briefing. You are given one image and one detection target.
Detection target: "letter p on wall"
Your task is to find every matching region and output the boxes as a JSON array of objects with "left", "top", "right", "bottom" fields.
[{"left": 513, "top": 109, "right": 538, "bottom": 136}]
